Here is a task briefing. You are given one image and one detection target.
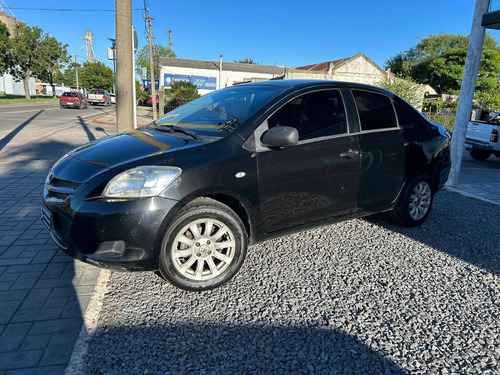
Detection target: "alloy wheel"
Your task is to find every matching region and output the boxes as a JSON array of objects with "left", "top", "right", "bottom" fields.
[
  {"left": 171, "top": 218, "right": 236, "bottom": 281},
  {"left": 409, "top": 181, "right": 431, "bottom": 221}
]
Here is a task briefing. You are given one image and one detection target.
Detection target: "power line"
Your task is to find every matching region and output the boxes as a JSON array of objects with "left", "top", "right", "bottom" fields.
[{"left": 6, "top": 7, "right": 144, "bottom": 12}]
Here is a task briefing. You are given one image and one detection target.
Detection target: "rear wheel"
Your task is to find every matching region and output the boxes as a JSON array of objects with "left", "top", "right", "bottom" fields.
[
  {"left": 470, "top": 149, "right": 492, "bottom": 161},
  {"left": 159, "top": 198, "right": 248, "bottom": 291},
  {"left": 391, "top": 175, "right": 434, "bottom": 227}
]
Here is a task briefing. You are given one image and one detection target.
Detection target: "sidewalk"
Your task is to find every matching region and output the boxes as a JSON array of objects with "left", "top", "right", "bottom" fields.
[{"left": 92, "top": 105, "right": 154, "bottom": 127}]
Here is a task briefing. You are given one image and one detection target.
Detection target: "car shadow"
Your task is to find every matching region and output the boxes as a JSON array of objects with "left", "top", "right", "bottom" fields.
[
  {"left": 365, "top": 190, "right": 500, "bottom": 276},
  {"left": 83, "top": 323, "right": 405, "bottom": 374}
]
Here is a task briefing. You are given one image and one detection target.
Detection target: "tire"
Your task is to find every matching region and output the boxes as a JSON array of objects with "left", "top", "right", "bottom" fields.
[
  {"left": 391, "top": 175, "right": 434, "bottom": 227},
  {"left": 470, "top": 149, "right": 492, "bottom": 161},
  {"left": 159, "top": 198, "right": 248, "bottom": 291}
]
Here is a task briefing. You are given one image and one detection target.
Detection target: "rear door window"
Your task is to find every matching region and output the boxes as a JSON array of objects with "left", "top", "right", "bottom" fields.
[
  {"left": 268, "top": 89, "right": 348, "bottom": 141},
  {"left": 352, "top": 90, "right": 397, "bottom": 131}
]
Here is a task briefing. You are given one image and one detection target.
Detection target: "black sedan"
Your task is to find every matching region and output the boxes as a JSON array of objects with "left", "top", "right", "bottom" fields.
[{"left": 41, "top": 80, "right": 451, "bottom": 291}]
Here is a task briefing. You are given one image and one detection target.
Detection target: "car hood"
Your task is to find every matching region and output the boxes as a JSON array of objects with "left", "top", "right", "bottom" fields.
[{"left": 67, "top": 128, "right": 203, "bottom": 171}]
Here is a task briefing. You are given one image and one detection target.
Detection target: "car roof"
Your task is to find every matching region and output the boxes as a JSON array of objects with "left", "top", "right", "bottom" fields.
[{"left": 235, "top": 79, "right": 394, "bottom": 96}]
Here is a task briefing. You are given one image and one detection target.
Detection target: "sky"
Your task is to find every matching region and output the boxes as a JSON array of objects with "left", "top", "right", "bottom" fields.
[{"left": 3, "top": 0, "right": 500, "bottom": 74}]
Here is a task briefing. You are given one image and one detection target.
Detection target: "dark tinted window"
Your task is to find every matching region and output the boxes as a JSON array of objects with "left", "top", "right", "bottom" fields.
[
  {"left": 62, "top": 92, "right": 78, "bottom": 97},
  {"left": 352, "top": 90, "right": 397, "bottom": 131},
  {"left": 268, "top": 90, "right": 347, "bottom": 141},
  {"left": 394, "top": 97, "right": 441, "bottom": 140}
]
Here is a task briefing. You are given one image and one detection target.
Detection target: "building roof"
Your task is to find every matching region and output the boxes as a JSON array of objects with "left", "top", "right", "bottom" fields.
[
  {"left": 294, "top": 53, "right": 386, "bottom": 75},
  {"left": 295, "top": 58, "right": 349, "bottom": 72},
  {"left": 159, "top": 57, "right": 287, "bottom": 75}
]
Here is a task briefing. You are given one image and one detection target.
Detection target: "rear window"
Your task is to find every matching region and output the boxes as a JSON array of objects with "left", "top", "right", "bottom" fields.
[
  {"left": 90, "top": 90, "right": 105, "bottom": 94},
  {"left": 62, "top": 92, "right": 78, "bottom": 98},
  {"left": 352, "top": 90, "right": 397, "bottom": 131}
]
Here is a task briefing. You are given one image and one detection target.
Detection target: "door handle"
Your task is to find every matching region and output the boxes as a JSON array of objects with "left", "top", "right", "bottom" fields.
[{"left": 340, "top": 149, "right": 359, "bottom": 158}]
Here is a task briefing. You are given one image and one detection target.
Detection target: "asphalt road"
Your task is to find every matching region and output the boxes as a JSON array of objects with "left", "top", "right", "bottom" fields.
[{"left": 0, "top": 101, "right": 115, "bottom": 162}]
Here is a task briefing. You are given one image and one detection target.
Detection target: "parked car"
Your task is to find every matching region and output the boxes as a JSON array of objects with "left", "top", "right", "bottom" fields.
[
  {"left": 88, "top": 89, "right": 111, "bottom": 106},
  {"left": 41, "top": 80, "right": 451, "bottom": 291},
  {"left": 59, "top": 92, "right": 88, "bottom": 109},
  {"left": 109, "top": 93, "right": 116, "bottom": 104},
  {"left": 148, "top": 95, "right": 159, "bottom": 106},
  {"left": 465, "top": 112, "right": 500, "bottom": 161}
]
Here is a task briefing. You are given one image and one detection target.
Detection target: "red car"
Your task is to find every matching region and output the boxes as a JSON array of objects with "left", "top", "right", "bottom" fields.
[
  {"left": 148, "top": 95, "right": 159, "bottom": 104},
  {"left": 60, "top": 92, "right": 88, "bottom": 110}
]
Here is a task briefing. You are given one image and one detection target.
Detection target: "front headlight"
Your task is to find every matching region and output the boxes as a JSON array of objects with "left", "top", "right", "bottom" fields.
[{"left": 103, "top": 166, "right": 182, "bottom": 198}]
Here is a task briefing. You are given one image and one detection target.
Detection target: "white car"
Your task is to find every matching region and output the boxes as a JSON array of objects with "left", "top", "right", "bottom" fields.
[{"left": 109, "top": 93, "right": 116, "bottom": 104}]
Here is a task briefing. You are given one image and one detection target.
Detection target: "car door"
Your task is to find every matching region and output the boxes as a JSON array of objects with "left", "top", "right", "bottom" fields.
[
  {"left": 349, "top": 89, "right": 406, "bottom": 210},
  {"left": 255, "top": 88, "right": 361, "bottom": 233}
]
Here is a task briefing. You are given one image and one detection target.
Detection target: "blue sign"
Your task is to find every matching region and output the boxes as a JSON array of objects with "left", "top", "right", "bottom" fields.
[
  {"left": 164, "top": 74, "right": 217, "bottom": 90},
  {"left": 142, "top": 79, "right": 160, "bottom": 90}
]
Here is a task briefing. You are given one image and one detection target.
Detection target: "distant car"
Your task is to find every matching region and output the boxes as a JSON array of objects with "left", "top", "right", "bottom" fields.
[
  {"left": 148, "top": 95, "right": 159, "bottom": 105},
  {"left": 88, "top": 89, "right": 111, "bottom": 106},
  {"left": 42, "top": 80, "right": 451, "bottom": 291},
  {"left": 109, "top": 93, "right": 116, "bottom": 104},
  {"left": 59, "top": 92, "right": 88, "bottom": 109}
]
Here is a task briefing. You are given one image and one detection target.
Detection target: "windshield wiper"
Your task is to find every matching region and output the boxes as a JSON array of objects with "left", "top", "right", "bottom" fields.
[
  {"left": 152, "top": 123, "right": 202, "bottom": 140},
  {"left": 217, "top": 118, "right": 239, "bottom": 134}
]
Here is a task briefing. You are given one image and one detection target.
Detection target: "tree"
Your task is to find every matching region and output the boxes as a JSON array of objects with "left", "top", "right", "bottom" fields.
[
  {"left": 386, "top": 32, "right": 500, "bottom": 82},
  {"left": 164, "top": 81, "right": 200, "bottom": 112},
  {"left": 8, "top": 23, "right": 68, "bottom": 99},
  {"left": 233, "top": 58, "right": 257, "bottom": 64},
  {"left": 34, "top": 34, "right": 69, "bottom": 97},
  {"left": 0, "top": 22, "right": 11, "bottom": 75},
  {"left": 377, "top": 74, "right": 423, "bottom": 108},
  {"left": 78, "top": 61, "right": 114, "bottom": 91},
  {"left": 136, "top": 44, "right": 176, "bottom": 78},
  {"left": 53, "top": 62, "right": 80, "bottom": 87},
  {"left": 386, "top": 32, "right": 500, "bottom": 110}
]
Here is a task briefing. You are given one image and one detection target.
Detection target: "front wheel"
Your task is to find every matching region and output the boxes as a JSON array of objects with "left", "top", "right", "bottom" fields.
[
  {"left": 159, "top": 198, "right": 248, "bottom": 291},
  {"left": 391, "top": 175, "right": 434, "bottom": 227},
  {"left": 470, "top": 149, "right": 492, "bottom": 161}
]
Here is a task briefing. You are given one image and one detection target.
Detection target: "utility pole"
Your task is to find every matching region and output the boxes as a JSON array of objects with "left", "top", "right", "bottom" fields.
[
  {"left": 115, "top": 0, "right": 134, "bottom": 132},
  {"left": 165, "top": 29, "right": 172, "bottom": 49},
  {"left": 147, "top": 15, "right": 157, "bottom": 120},
  {"left": 74, "top": 54, "right": 79, "bottom": 91},
  {"left": 446, "top": 0, "right": 489, "bottom": 187}
]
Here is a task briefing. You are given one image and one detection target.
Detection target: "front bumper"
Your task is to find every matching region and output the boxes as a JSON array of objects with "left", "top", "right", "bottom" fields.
[{"left": 42, "top": 195, "right": 180, "bottom": 271}]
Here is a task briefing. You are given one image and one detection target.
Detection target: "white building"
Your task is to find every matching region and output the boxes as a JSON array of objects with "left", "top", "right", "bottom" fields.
[{"left": 158, "top": 57, "right": 287, "bottom": 95}]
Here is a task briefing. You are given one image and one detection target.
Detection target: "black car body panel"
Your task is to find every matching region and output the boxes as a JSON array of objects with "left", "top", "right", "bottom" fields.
[{"left": 42, "top": 80, "right": 451, "bottom": 274}]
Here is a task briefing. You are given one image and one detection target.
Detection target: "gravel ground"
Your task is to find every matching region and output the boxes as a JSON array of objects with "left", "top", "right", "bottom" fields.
[{"left": 82, "top": 191, "right": 500, "bottom": 375}]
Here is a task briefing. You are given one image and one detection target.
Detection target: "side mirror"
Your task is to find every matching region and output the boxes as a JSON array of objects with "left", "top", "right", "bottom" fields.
[{"left": 261, "top": 126, "right": 299, "bottom": 148}]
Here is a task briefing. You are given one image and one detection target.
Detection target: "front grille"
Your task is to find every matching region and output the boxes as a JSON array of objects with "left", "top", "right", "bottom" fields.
[
  {"left": 51, "top": 178, "right": 82, "bottom": 190},
  {"left": 48, "top": 191, "right": 70, "bottom": 201},
  {"left": 45, "top": 176, "right": 83, "bottom": 204}
]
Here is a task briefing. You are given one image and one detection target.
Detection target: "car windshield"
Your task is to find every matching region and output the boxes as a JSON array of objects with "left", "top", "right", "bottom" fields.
[
  {"left": 153, "top": 85, "right": 285, "bottom": 137},
  {"left": 62, "top": 92, "right": 78, "bottom": 97}
]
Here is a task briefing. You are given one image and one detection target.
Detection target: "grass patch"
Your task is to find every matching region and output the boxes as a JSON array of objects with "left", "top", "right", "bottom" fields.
[
  {"left": 0, "top": 94, "right": 59, "bottom": 104},
  {"left": 425, "top": 114, "right": 455, "bottom": 133}
]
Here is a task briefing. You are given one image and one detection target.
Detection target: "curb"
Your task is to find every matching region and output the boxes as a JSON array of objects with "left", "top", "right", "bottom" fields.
[
  {"left": 92, "top": 115, "right": 148, "bottom": 127},
  {"left": 444, "top": 186, "right": 500, "bottom": 206},
  {"left": 64, "top": 269, "right": 112, "bottom": 375}
]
